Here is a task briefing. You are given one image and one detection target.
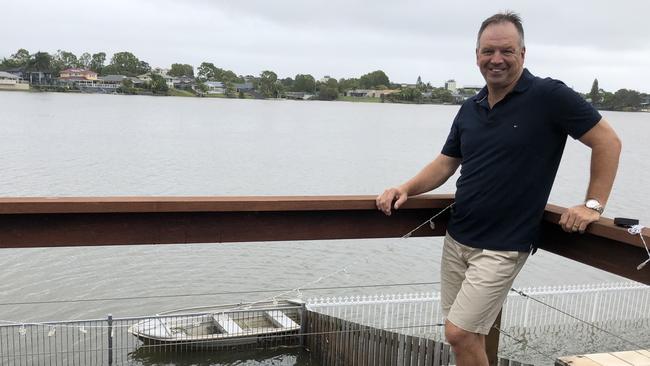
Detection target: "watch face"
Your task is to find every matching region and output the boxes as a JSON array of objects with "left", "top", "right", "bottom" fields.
[{"left": 585, "top": 199, "right": 603, "bottom": 213}]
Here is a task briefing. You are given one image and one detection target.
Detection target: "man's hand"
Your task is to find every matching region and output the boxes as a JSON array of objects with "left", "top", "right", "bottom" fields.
[
  {"left": 558, "top": 205, "right": 601, "bottom": 233},
  {"left": 376, "top": 187, "right": 408, "bottom": 216}
]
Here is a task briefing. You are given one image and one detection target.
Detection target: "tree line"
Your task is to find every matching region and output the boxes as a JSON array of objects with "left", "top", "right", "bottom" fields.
[
  {"left": 587, "top": 79, "right": 649, "bottom": 112},
  {"left": 2, "top": 48, "right": 648, "bottom": 108}
]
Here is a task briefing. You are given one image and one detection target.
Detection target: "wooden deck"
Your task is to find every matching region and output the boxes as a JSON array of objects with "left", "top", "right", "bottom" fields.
[{"left": 557, "top": 350, "right": 650, "bottom": 366}]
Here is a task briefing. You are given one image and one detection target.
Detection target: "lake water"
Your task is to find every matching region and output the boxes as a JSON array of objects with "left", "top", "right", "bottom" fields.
[{"left": 0, "top": 91, "right": 648, "bottom": 364}]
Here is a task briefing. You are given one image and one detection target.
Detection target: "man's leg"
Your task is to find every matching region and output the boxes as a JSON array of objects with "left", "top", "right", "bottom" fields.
[
  {"left": 443, "top": 237, "right": 529, "bottom": 366},
  {"left": 445, "top": 320, "right": 488, "bottom": 366}
]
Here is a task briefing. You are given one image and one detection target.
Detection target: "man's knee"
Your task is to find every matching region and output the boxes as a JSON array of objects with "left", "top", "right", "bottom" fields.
[{"left": 445, "top": 320, "right": 481, "bottom": 349}]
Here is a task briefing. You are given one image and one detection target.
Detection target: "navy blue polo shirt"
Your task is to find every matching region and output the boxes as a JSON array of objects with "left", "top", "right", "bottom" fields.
[{"left": 441, "top": 68, "right": 601, "bottom": 251}]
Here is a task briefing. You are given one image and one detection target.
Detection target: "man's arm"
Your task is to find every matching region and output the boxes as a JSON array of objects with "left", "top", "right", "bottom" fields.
[
  {"left": 376, "top": 154, "right": 461, "bottom": 216},
  {"left": 559, "top": 119, "right": 622, "bottom": 233}
]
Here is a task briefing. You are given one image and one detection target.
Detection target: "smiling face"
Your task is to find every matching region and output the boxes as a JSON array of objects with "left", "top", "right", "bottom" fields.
[{"left": 476, "top": 22, "right": 526, "bottom": 93}]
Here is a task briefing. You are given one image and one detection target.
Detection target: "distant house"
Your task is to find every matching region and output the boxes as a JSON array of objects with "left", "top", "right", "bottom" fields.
[
  {"left": 173, "top": 76, "right": 195, "bottom": 90},
  {"left": 235, "top": 82, "right": 254, "bottom": 92},
  {"left": 99, "top": 75, "right": 144, "bottom": 86},
  {"left": 344, "top": 89, "right": 398, "bottom": 98},
  {"left": 138, "top": 72, "right": 175, "bottom": 88},
  {"left": 284, "top": 91, "right": 313, "bottom": 100},
  {"left": 205, "top": 81, "right": 224, "bottom": 94},
  {"left": 5, "top": 67, "right": 52, "bottom": 84},
  {"left": 0, "top": 71, "right": 29, "bottom": 90},
  {"left": 59, "top": 68, "right": 98, "bottom": 81}
]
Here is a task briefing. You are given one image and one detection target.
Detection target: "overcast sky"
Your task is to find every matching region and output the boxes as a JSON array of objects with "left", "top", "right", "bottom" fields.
[{"left": 2, "top": 0, "right": 649, "bottom": 92}]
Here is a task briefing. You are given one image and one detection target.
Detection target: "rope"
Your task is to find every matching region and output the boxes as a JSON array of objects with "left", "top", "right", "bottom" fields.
[
  {"left": 628, "top": 225, "right": 650, "bottom": 270},
  {"left": 215, "top": 203, "right": 455, "bottom": 314},
  {"left": 509, "top": 287, "right": 646, "bottom": 350}
]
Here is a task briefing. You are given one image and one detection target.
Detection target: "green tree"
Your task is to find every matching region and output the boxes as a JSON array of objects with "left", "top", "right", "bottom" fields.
[
  {"left": 293, "top": 74, "right": 316, "bottom": 93},
  {"left": 1, "top": 48, "right": 31, "bottom": 69},
  {"left": 224, "top": 81, "right": 237, "bottom": 98},
  {"left": 430, "top": 87, "right": 454, "bottom": 103},
  {"left": 317, "top": 78, "right": 339, "bottom": 100},
  {"left": 390, "top": 88, "right": 422, "bottom": 103},
  {"left": 148, "top": 73, "right": 169, "bottom": 94},
  {"left": 604, "top": 89, "right": 641, "bottom": 111},
  {"left": 79, "top": 52, "right": 91, "bottom": 68},
  {"left": 197, "top": 62, "right": 240, "bottom": 82},
  {"left": 54, "top": 50, "right": 80, "bottom": 68},
  {"left": 258, "top": 70, "right": 279, "bottom": 97},
  {"left": 338, "top": 78, "right": 359, "bottom": 93},
  {"left": 168, "top": 63, "right": 194, "bottom": 77},
  {"left": 89, "top": 52, "right": 106, "bottom": 74},
  {"left": 103, "top": 52, "right": 148, "bottom": 76},
  {"left": 195, "top": 81, "right": 208, "bottom": 94},
  {"left": 280, "top": 77, "right": 294, "bottom": 90},
  {"left": 118, "top": 78, "right": 136, "bottom": 94},
  {"left": 359, "top": 70, "right": 390, "bottom": 89},
  {"left": 26, "top": 52, "right": 52, "bottom": 72},
  {"left": 588, "top": 78, "right": 601, "bottom": 104}
]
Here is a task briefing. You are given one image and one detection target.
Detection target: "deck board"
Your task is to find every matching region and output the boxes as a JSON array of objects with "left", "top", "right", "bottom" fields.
[
  {"left": 611, "top": 351, "right": 650, "bottom": 365},
  {"left": 558, "top": 350, "right": 650, "bottom": 366}
]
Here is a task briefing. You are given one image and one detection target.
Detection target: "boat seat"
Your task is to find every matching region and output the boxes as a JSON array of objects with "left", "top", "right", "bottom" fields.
[
  {"left": 265, "top": 310, "right": 299, "bottom": 329},
  {"left": 213, "top": 314, "right": 243, "bottom": 334}
]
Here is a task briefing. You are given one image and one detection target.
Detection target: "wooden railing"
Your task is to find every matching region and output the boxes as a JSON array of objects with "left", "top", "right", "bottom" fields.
[{"left": 1, "top": 194, "right": 648, "bottom": 365}]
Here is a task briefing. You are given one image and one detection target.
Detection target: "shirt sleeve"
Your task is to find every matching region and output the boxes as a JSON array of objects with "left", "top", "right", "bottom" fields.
[
  {"left": 547, "top": 80, "right": 602, "bottom": 139},
  {"left": 441, "top": 113, "right": 462, "bottom": 158}
]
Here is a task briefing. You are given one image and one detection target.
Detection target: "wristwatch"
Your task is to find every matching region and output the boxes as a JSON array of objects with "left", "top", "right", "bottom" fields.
[{"left": 585, "top": 199, "right": 604, "bottom": 214}]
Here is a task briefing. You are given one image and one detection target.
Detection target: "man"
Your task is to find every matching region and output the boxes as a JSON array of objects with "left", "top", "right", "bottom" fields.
[{"left": 376, "top": 12, "right": 621, "bottom": 366}]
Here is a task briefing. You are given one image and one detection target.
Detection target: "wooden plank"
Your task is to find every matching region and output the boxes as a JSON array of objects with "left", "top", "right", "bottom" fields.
[
  {"left": 212, "top": 314, "right": 242, "bottom": 334},
  {"left": 0, "top": 196, "right": 451, "bottom": 248},
  {"left": 265, "top": 310, "right": 299, "bottom": 329},
  {"left": 611, "top": 350, "right": 650, "bottom": 365},
  {"left": 638, "top": 350, "right": 650, "bottom": 358},
  {"left": 352, "top": 322, "right": 359, "bottom": 366},
  {"left": 425, "top": 338, "right": 434, "bottom": 366},
  {"left": 410, "top": 335, "right": 419, "bottom": 365},
  {"left": 404, "top": 335, "right": 413, "bottom": 366},
  {"left": 432, "top": 341, "right": 442, "bottom": 366},
  {"left": 371, "top": 328, "right": 377, "bottom": 365},
  {"left": 418, "top": 337, "right": 426, "bottom": 366},
  {"left": 392, "top": 332, "right": 400, "bottom": 366},
  {"left": 586, "top": 353, "right": 635, "bottom": 365},
  {"left": 380, "top": 330, "right": 387, "bottom": 366},
  {"left": 413, "top": 336, "right": 421, "bottom": 365},
  {"left": 441, "top": 343, "right": 451, "bottom": 366},
  {"left": 362, "top": 326, "right": 369, "bottom": 366},
  {"left": 556, "top": 355, "right": 603, "bottom": 366},
  {"left": 325, "top": 315, "right": 332, "bottom": 366},
  {"left": 0, "top": 195, "right": 456, "bottom": 214},
  {"left": 336, "top": 318, "right": 343, "bottom": 366},
  {"left": 397, "top": 333, "right": 405, "bottom": 366}
]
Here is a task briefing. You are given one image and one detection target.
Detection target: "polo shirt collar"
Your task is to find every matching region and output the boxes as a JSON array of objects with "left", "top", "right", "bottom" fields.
[{"left": 473, "top": 68, "right": 535, "bottom": 105}]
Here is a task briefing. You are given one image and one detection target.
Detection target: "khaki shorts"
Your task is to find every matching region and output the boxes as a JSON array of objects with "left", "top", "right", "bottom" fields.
[{"left": 441, "top": 233, "right": 529, "bottom": 335}]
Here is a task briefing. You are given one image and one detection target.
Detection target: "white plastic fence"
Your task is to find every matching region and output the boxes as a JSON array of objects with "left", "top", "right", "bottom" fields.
[{"left": 306, "top": 282, "right": 650, "bottom": 341}]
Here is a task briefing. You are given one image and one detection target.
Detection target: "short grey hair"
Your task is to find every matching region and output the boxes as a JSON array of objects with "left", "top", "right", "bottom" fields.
[{"left": 476, "top": 11, "right": 525, "bottom": 49}]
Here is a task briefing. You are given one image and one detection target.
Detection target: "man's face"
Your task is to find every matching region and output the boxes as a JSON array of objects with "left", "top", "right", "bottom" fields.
[{"left": 476, "top": 22, "right": 526, "bottom": 90}]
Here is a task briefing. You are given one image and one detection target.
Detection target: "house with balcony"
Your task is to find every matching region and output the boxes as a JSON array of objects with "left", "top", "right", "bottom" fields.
[{"left": 0, "top": 71, "right": 29, "bottom": 90}]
